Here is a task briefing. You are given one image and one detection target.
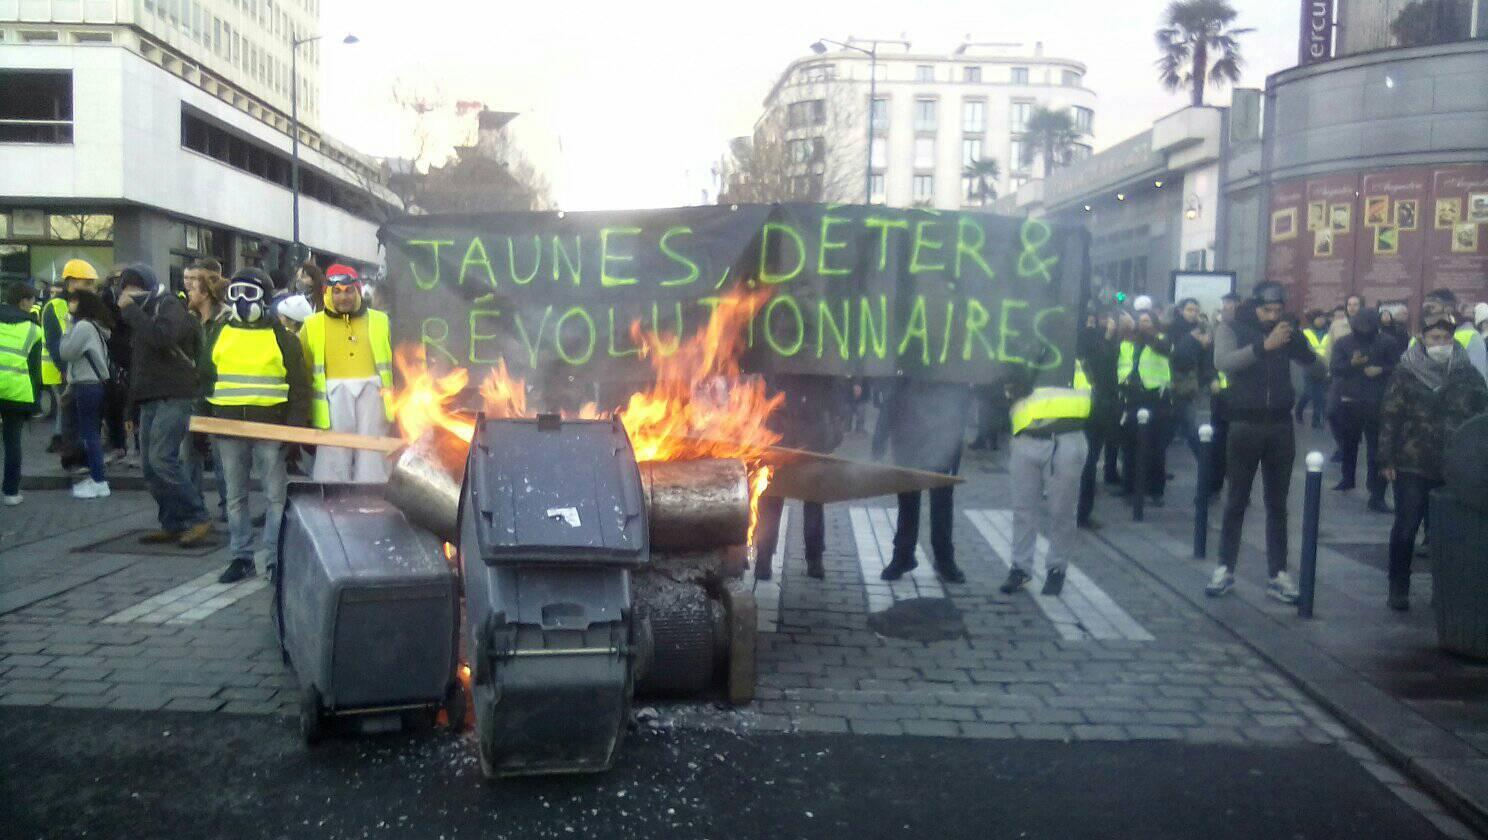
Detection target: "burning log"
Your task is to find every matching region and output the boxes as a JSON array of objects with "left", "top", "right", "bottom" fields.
[{"left": 639, "top": 459, "right": 749, "bottom": 551}]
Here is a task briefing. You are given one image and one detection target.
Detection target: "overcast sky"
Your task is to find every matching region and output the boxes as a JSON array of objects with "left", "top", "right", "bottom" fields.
[{"left": 318, "top": 0, "right": 1301, "bottom": 211}]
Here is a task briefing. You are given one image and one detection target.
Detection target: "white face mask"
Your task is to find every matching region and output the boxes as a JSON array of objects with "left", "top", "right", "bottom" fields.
[{"left": 1426, "top": 345, "right": 1453, "bottom": 363}]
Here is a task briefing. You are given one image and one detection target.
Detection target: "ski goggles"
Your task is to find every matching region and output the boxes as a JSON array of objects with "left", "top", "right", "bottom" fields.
[
  {"left": 326, "top": 272, "right": 361, "bottom": 287},
  {"left": 226, "top": 283, "right": 265, "bottom": 303}
]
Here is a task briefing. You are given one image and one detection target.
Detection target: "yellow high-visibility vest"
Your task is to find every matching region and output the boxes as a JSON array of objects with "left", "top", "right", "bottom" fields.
[
  {"left": 301, "top": 308, "right": 394, "bottom": 429},
  {"left": 1010, "top": 361, "right": 1093, "bottom": 436},
  {"left": 39, "top": 297, "right": 68, "bottom": 386},
  {"left": 1116, "top": 340, "right": 1171, "bottom": 390},
  {"left": 1304, "top": 329, "right": 1329, "bottom": 361},
  {"left": 0, "top": 320, "right": 41, "bottom": 403},
  {"left": 208, "top": 326, "right": 289, "bottom": 407}
]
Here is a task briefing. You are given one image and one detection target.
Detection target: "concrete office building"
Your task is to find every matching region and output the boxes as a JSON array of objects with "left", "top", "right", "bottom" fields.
[
  {"left": 994, "top": 0, "right": 1487, "bottom": 309},
  {"left": 0, "top": 0, "right": 395, "bottom": 290},
  {"left": 755, "top": 39, "right": 1097, "bottom": 210}
]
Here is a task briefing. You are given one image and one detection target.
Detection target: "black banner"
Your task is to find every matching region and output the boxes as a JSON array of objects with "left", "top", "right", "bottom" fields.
[{"left": 379, "top": 204, "right": 1088, "bottom": 385}]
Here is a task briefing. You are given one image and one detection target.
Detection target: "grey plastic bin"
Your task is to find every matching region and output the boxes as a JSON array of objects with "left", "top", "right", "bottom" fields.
[
  {"left": 1429, "top": 490, "right": 1488, "bottom": 661},
  {"left": 276, "top": 482, "right": 463, "bottom": 743},
  {"left": 460, "top": 415, "right": 648, "bottom": 777}
]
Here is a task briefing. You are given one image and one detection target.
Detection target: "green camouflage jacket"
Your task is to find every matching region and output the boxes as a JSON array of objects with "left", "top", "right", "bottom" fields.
[{"left": 1379, "top": 362, "right": 1488, "bottom": 481}]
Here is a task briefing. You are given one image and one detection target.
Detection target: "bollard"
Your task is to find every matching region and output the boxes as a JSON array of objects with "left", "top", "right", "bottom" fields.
[
  {"left": 1194, "top": 424, "right": 1213, "bottom": 558},
  {"left": 1298, "top": 451, "right": 1325, "bottom": 619},
  {"left": 1133, "top": 408, "right": 1151, "bottom": 522}
]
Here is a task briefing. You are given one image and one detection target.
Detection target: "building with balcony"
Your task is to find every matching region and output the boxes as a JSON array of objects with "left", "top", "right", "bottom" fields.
[
  {"left": 0, "top": 0, "right": 395, "bottom": 290},
  {"left": 746, "top": 39, "right": 1097, "bottom": 210}
]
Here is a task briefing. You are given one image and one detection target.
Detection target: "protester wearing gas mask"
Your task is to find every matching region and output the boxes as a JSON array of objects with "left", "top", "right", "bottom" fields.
[
  {"left": 298, "top": 264, "right": 394, "bottom": 482},
  {"left": 200, "top": 268, "right": 311, "bottom": 583},
  {"left": 1378, "top": 313, "right": 1488, "bottom": 611}
]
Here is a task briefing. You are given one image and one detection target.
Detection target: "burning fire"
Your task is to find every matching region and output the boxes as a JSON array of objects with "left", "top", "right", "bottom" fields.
[{"left": 390, "top": 289, "right": 784, "bottom": 545}]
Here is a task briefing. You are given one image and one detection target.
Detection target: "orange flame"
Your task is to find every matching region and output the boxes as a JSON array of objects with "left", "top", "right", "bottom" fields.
[{"left": 388, "top": 289, "right": 783, "bottom": 546}]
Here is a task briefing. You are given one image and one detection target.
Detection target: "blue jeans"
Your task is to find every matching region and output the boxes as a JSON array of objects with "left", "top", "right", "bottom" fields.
[
  {"left": 72, "top": 383, "right": 106, "bottom": 483},
  {"left": 186, "top": 435, "right": 228, "bottom": 516},
  {"left": 139, "top": 398, "right": 208, "bottom": 532},
  {"left": 216, "top": 436, "right": 287, "bottom": 565}
]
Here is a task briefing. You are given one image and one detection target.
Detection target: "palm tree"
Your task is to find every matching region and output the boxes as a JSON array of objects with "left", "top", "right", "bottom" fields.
[
  {"left": 962, "top": 157, "right": 1001, "bottom": 206},
  {"left": 1020, "top": 107, "right": 1081, "bottom": 176},
  {"left": 1155, "top": 0, "right": 1253, "bottom": 107}
]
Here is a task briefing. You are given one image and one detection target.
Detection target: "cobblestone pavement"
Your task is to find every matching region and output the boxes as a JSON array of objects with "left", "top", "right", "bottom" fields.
[{"left": 0, "top": 431, "right": 1478, "bottom": 837}]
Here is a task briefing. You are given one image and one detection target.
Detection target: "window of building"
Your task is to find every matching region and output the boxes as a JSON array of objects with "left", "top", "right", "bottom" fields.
[
  {"left": 962, "top": 176, "right": 980, "bottom": 204},
  {"left": 963, "top": 66, "right": 982, "bottom": 83},
  {"left": 790, "top": 174, "right": 823, "bottom": 198},
  {"left": 0, "top": 70, "right": 74, "bottom": 143},
  {"left": 1011, "top": 100, "right": 1033, "bottom": 132},
  {"left": 48, "top": 213, "right": 114, "bottom": 242},
  {"left": 870, "top": 136, "right": 887, "bottom": 168},
  {"left": 962, "top": 99, "right": 985, "bottom": 133},
  {"left": 213, "top": 18, "right": 222, "bottom": 53},
  {"left": 961, "top": 137, "right": 982, "bottom": 166},
  {"left": 1009, "top": 138, "right": 1027, "bottom": 169},
  {"left": 787, "top": 99, "right": 826, "bottom": 128},
  {"left": 1011, "top": 66, "right": 1029, "bottom": 84},
  {"left": 915, "top": 64, "right": 935, "bottom": 82},
  {"left": 179, "top": 107, "right": 379, "bottom": 221},
  {"left": 1063, "top": 69, "right": 1082, "bottom": 87},
  {"left": 788, "top": 137, "right": 822, "bottom": 164},
  {"left": 800, "top": 63, "right": 836, "bottom": 83},
  {"left": 1070, "top": 143, "right": 1093, "bottom": 162},
  {"left": 1073, "top": 106, "right": 1093, "bottom": 134},
  {"left": 912, "top": 175, "right": 935, "bottom": 203},
  {"left": 913, "top": 98, "right": 937, "bottom": 132},
  {"left": 914, "top": 136, "right": 936, "bottom": 169},
  {"left": 1011, "top": 175, "right": 1029, "bottom": 191},
  {"left": 869, "top": 173, "right": 885, "bottom": 204},
  {"left": 871, "top": 97, "right": 889, "bottom": 130}
]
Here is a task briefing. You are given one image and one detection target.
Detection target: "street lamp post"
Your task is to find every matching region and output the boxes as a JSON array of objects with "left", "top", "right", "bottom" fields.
[
  {"left": 811, "top": 38, "right": 879, "bottom": 205},
  {"left": 289, "top": 32, "right": 357, "bottom": 265}
]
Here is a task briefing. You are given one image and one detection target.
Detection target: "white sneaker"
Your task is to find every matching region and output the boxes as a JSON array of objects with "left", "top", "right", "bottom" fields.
[
  {"left": 91, "top": 481, "right": 111, "bottom": 498},
  {"left": 2, "top": 494, "right": 21, "bottom": 506},
  {"left": 1268, "top": 571, "right": 1300, "bottom": 605},
  {"left": 71, "top": 479, "right": 101, "bottom": 499},
  {"left": 1204, "top": 565, "right": 1235, "bottom": 597}
]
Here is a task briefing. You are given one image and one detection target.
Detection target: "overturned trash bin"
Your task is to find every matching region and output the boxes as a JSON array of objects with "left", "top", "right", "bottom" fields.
[
  {"left": 460, "top": 414, "right": 647, "bottom": 778},
  {"left": 275, "top": 482, "right": 464, "bottom": 744}
]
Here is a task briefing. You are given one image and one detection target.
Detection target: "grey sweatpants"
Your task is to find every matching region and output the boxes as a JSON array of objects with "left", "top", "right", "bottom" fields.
[{"left": 1010, "top": 430, "right": 1088, "bottom": 575}]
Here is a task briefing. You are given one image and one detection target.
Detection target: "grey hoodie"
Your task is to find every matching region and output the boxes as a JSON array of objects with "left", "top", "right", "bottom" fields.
[{"left": 58, "top": 318, "right": 112, "bottom": 385}]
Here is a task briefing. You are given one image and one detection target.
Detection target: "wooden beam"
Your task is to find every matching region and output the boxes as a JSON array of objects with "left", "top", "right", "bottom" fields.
[{"left": 189, "top": 416, "right": 405, "bottom": 454}]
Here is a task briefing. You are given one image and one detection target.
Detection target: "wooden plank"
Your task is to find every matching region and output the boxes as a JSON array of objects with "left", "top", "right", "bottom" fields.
[
  {"left": 188, "top": 416, "right": 405, "bottom": 454},
  {"left": 760, "top": 444, "right": 963, "bottom": 504}
]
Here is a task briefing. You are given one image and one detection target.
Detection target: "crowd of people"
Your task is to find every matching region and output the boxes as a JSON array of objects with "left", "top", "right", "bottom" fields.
[
  {"left": 0, "top": 257, "right": 393, "bottom": 585},
  {"left": 5, "top": 255, "right": 1487, "bottom": 613}
]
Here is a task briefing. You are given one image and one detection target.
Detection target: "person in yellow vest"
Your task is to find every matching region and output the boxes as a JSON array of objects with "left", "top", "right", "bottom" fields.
[
  {"left": 1, "top": 281, "right": 43, "bottom": 506},
  {"left": 201, "top": 268, "right": 311, "bottom": 583},
  {"left": 1293, "top": 310, "right": 1331, "bottom": 429},
  {"left": 299, "top": 264, "right": 393, "bottom": 483},
  {"left": 42, "top": 260, "right": 99, "bottom": 454},
  {"left": 1115, "top": 305, "right": 1174, "bottom": 506},
  {"left": 999, "top": 358, "right": 1092, "bottom": 597}
]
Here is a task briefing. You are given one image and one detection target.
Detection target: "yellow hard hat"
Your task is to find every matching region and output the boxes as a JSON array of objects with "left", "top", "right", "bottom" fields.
[{"left": 62, "top": 258, "right": 100, "bottom": 282}]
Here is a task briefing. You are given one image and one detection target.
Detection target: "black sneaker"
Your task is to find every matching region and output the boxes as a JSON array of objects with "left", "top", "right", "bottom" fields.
[
  {"left": 1368, "top": 497, "right": 1392, "bottom": 514},
  {"left": 1077, "top": 517, "right": 1101, "bottom": 531},
  {"left": 1042, "top": 568, "right": 1066, "bottom": 596},
  {"left": 881, "top": 555, "right": 917, "bottom": 581},
  {"left": 1148, "top": 495, "right": 1165, "bottom": 508},
  {"left": 218, "top": 558, "right": 257, "bottom": 584},
  {"left": 1332, "top": 480, "right": 1355, "bottom": 492},
  {"left": 935, "top": 560, "right": 966, "bottom": 584},
  {"left": 804, "top": 554, "right": 824, "bottom": 579},
  {"left": 999, "top": 568, "right": 1031, "bottom": 594}
]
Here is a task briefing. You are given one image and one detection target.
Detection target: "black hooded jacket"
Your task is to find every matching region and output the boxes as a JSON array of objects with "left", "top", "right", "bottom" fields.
[
  {"left": 1214, "top": 303, "right": 1322, "bottom": 421},
  {"left": 1330, "top": 310, "right": 1400, "bottom": 405},
  {"left": 117, "top": 264, "right": 201, "bottom": 403}
]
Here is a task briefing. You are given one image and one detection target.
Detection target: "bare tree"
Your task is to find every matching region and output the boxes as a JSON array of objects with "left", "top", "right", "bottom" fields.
[{"left": 722, "top": 73, "right": 867, "bottom": 204}]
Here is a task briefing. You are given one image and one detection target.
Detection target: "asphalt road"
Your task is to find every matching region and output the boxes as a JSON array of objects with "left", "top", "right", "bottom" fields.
[{"left": 2, "top": 706, "right": 1448, "bottom": 840}]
